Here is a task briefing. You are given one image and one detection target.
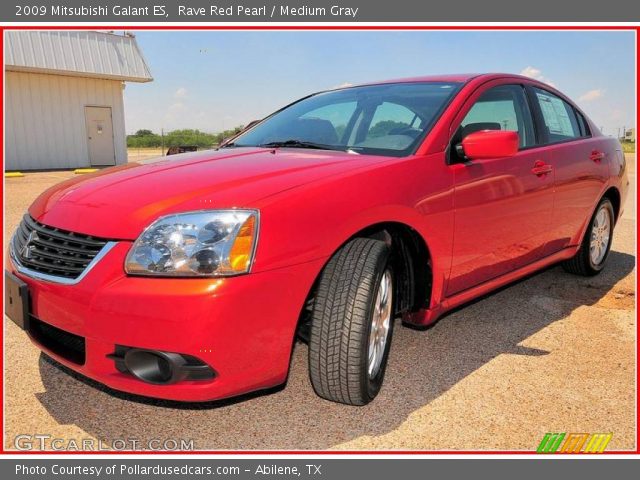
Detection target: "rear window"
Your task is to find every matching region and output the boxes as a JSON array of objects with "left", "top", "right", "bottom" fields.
[
  {"left": 533, "top": 87, "right": 582, "bottom": 143},
  {"left": 575, "top": 109, "right": 591, "bottom": 137}
]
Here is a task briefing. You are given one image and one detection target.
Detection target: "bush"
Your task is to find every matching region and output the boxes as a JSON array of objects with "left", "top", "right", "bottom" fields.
[{"left": 127, "top": 127, "right": 246, "bottom": 149}]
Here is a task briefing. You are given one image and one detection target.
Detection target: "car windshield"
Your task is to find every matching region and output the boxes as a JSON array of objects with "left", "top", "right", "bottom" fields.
[{"left": 226, "top": 82, "right": 462, "bottom": 157}]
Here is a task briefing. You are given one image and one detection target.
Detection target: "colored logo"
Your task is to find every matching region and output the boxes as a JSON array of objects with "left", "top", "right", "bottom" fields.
[{"left": 537, "top": 432, "right": 613, "bottom": 453}]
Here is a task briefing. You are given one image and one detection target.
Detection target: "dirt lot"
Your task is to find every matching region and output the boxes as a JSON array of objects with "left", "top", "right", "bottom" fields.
[
  {"left": 3, "top": 155, "right": 636, "bottom": 451},
  {"left": 127, "top": 147, "right": 164, "bottom": 163}
]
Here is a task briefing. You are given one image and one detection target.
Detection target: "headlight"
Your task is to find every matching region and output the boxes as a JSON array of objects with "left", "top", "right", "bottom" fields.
[{"left": 125, "top": 210, "right": 259, "bottom": 277}]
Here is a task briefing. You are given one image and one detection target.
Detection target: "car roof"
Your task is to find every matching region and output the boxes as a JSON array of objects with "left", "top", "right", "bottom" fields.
[
  {"left": 347, "top": 73, "right": 561, "bottom": 96},
  {"left": 367, "top": 73, "right": 483, "bottom": 84}
]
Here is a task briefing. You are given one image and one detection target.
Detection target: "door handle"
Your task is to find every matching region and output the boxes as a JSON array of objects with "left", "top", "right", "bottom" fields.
[
  {"left": 531, "top": 160, "right": 553, "bottom": 176},
  {"left": 590, "top": 150, "right": 605, "bottom": 163}
]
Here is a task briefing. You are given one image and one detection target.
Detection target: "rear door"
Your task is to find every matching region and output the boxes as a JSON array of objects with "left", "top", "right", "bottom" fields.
[
  {"left": 446, "top": 82, "right": 555, "bottom": 296},
  {"left": 528, "top": 87, "right": 609, "bottom": 252}
]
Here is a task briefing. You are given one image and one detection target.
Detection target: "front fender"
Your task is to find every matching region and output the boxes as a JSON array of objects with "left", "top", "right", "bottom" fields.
[{"left": 251, "top": 154, "right": 455, "bottom": 301}]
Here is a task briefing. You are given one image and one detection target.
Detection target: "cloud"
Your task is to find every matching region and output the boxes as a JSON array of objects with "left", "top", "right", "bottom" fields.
[
  {"left": 519, "top": 66, "right": 556, "bottom": 87},
  {"left": 578, "top": 89, "right": 604, "bottom": 102},
  {"left": 331, "top": 82, "right": 353, "bottom": 90},
  {"left": 520, "top": 66, "right": 542, "bottom": 78},
  {"left": 607, "top": 108, "right": 623, "bottom": 122},
  {"left": 162, "top": 101, "right": 187, "bottom": 128},
  {"left": 161, "top": 88, "right": 190, "bottom": 128}
]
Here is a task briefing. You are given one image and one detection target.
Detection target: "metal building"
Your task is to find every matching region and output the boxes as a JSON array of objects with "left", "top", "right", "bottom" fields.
[
  {"left": 625, "top": 128, "right": 636, "bottom": 143},
  {"left": 4, "top": 31, "right": 153, "bottom": 171}
]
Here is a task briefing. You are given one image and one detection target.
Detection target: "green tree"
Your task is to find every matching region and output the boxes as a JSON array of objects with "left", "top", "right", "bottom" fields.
[
  {"left": 134, "top": 129, "right": 154, "bottom": 137},
  {"left": 126, "top": 126, "right": 246, "bottom": 150},
  {"left": 367, "top": 120, "right": 410, "bottom": 138}
]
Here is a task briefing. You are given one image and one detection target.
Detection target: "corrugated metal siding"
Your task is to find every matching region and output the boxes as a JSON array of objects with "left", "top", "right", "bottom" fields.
[
  {"left": 5, "top": 71, "right": 127, "bottom": 170},
  {"left": 5, "top": 31, "right": 152, "bottom": 83}
]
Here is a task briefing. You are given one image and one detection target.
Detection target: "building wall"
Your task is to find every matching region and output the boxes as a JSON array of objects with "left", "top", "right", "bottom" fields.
[{"left": 5, "top": 71, "right": 127, "bottom": 170}]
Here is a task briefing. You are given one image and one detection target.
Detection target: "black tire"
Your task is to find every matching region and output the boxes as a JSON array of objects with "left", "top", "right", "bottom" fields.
[
  {"left": 308, "top": 237, "right": 394, "bottom": 406},
  {"left": 562, "top": 197, "right": 615, "bottom": 276}
]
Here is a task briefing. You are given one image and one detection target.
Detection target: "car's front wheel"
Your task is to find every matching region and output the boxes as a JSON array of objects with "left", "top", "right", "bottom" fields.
[
  {"left": 562, "top": 197, "right": 615, "bottom": 276},
  {"left": 308, "top": 237, "right": 394, "bottom": 405}
]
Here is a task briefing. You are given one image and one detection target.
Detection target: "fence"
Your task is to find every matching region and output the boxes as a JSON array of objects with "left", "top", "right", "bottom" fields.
[{"left": 126, "top": 128, "right": 244, "bottom": 161}]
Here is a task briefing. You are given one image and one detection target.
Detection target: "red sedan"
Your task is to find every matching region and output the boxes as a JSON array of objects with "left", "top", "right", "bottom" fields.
[{"left": 5, "top": 74, "right": 628, "bottom": 405}]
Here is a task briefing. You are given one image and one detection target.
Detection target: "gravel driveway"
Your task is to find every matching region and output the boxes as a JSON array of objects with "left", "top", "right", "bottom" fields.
[{"left": 3, "top": 156, "right": 636, "bottom": 451}]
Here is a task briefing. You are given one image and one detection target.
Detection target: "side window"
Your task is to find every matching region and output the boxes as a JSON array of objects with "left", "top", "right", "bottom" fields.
[
  {"left": 300, "top": 101, "right": 358, "bottom": 141},
  {"left": 460, "top": 84, "right": 535, "bottom": 149},
  {"left": 532, "top": 87, "right": 581, "bottom": 143}
]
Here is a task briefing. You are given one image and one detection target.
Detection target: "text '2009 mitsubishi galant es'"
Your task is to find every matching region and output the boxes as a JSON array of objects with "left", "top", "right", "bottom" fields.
[{"left": 6, "top": 74, "right": 628, "bottom": 405}]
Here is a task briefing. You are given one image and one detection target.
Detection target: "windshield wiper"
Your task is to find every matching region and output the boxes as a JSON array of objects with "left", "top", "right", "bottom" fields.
[{"left": 258, "top": 140, "right": 342, "bottom": 151}]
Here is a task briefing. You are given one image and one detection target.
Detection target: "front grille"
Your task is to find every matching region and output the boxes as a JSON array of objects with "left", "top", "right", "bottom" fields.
[
  {"left": 29, "top": 317, "right": 86, "bottom": 365},
  {"left": 12, "top": 215, "right": 109, "bottom": 280}
]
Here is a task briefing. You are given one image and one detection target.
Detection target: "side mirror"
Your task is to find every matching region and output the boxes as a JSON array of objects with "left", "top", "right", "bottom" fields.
[{"left": 460, "top": 130, "right": 519, "bottom": 160}]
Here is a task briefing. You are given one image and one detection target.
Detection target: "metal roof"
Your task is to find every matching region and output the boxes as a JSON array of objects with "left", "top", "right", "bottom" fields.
[{"left": 4, "top": 31, "right": 153, "bottom": 83}]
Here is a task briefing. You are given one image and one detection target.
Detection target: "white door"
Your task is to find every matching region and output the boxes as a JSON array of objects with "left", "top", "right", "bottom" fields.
[{"left": 85, "top": 106, "right": 116, "bottom": 166}]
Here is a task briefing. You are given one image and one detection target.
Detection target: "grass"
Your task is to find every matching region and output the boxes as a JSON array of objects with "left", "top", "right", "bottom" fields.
[
  {"left": 127, "top": 147, "right": 164, "bottom": 155},
  {"left": 127, "top": 147, "right": 164, "bottom": 162},
  {"left": 621, "top": 142, "right": 635, "bottom": 154}
]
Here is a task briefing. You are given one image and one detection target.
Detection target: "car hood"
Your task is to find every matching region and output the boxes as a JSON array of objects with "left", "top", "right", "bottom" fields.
[{"left": 30, "top": 147, "right": 386, "bottom": 240}]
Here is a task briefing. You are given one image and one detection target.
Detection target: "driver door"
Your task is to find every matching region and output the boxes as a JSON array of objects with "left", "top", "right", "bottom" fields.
[{"left": 446, "top": 83, "right": 555, "bottom": 296}]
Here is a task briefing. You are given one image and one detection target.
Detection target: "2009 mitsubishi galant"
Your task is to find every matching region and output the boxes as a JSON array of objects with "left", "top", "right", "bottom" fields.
[{"left": 5, "top": 74, "right": 628, "bottom": 405}]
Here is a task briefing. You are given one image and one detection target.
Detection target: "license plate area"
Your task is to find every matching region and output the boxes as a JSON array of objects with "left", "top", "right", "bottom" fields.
[{"left": 5, "top": 271, "right": 30, "bottom": 331}]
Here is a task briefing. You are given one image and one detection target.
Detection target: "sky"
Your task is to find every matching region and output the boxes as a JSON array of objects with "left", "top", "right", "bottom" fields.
[{"left": 125, "top": 31, "right": 636, "bottom": 137}]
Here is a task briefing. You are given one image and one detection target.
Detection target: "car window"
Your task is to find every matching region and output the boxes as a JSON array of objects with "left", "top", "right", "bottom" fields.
[
  {"left": 533, "top": 87, "right": 582, "bottom": 143},
  {"left": 575, "top": 109, "right": 591, "bottom": 137},
  {"left": 366, "top": 102, "right": 418, "bottom": 138},
  {"left": 229, "top": 82, "right": 462, "bottom": 157},
  {"left": 300, "top": 101, "right": 359, "bottom": 142},
  {"left": 460, "top": 84, "right": 535, "bottom": 148},
  {"left": 355, "top": 102, "right": 421, "bottom": 150}
]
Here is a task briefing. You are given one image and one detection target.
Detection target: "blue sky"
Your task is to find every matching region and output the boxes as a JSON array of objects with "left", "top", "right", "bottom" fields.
[{"left": 125, "top": 31, "right": 635, "bottom": 136}]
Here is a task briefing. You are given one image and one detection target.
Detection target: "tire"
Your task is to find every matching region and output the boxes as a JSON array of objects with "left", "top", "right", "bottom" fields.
[
  {"left": 308, "top": 237, "right": 394, "bottom": 405},
  {"left": 562, "top": 197, "right": 615, "bottom": 276}
]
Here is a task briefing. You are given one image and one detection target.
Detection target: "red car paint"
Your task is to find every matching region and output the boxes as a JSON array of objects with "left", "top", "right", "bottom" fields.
[
  {"left": 461, "top": 130, "right": 519, "bottom": 159},
  {"left": 7, "top": 74, "right": 629, "bottom": 402}
]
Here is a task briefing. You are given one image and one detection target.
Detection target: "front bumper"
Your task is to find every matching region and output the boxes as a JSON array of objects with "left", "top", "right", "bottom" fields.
[{"left": 7, "top": 242, "right": 324, "bottom": 402}]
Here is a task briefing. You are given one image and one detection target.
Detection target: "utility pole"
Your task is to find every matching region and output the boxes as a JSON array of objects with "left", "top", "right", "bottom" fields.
[{"left": 161, "top": 128, "right": 165, "bottom": 156}]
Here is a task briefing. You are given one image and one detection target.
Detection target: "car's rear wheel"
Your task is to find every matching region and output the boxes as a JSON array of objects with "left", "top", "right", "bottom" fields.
[
  {"left": 562, "top": 197, "right": 615, "bottom": 276},
  {"left": 308, "top": 237, "right": 394, "bottom": 405}
]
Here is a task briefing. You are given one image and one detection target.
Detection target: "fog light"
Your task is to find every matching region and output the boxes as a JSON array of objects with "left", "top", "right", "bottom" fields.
[
  {"left": 123, "top": 349, "right": 187, "bottom": 385},
  {"left": 108, "top": 346, "right": 216, "bottom": 384}
]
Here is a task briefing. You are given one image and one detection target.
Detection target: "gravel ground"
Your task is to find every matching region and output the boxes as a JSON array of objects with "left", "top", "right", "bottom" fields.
[{"left": 3, "top": 156, "right": 636, "bottom": 451}]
